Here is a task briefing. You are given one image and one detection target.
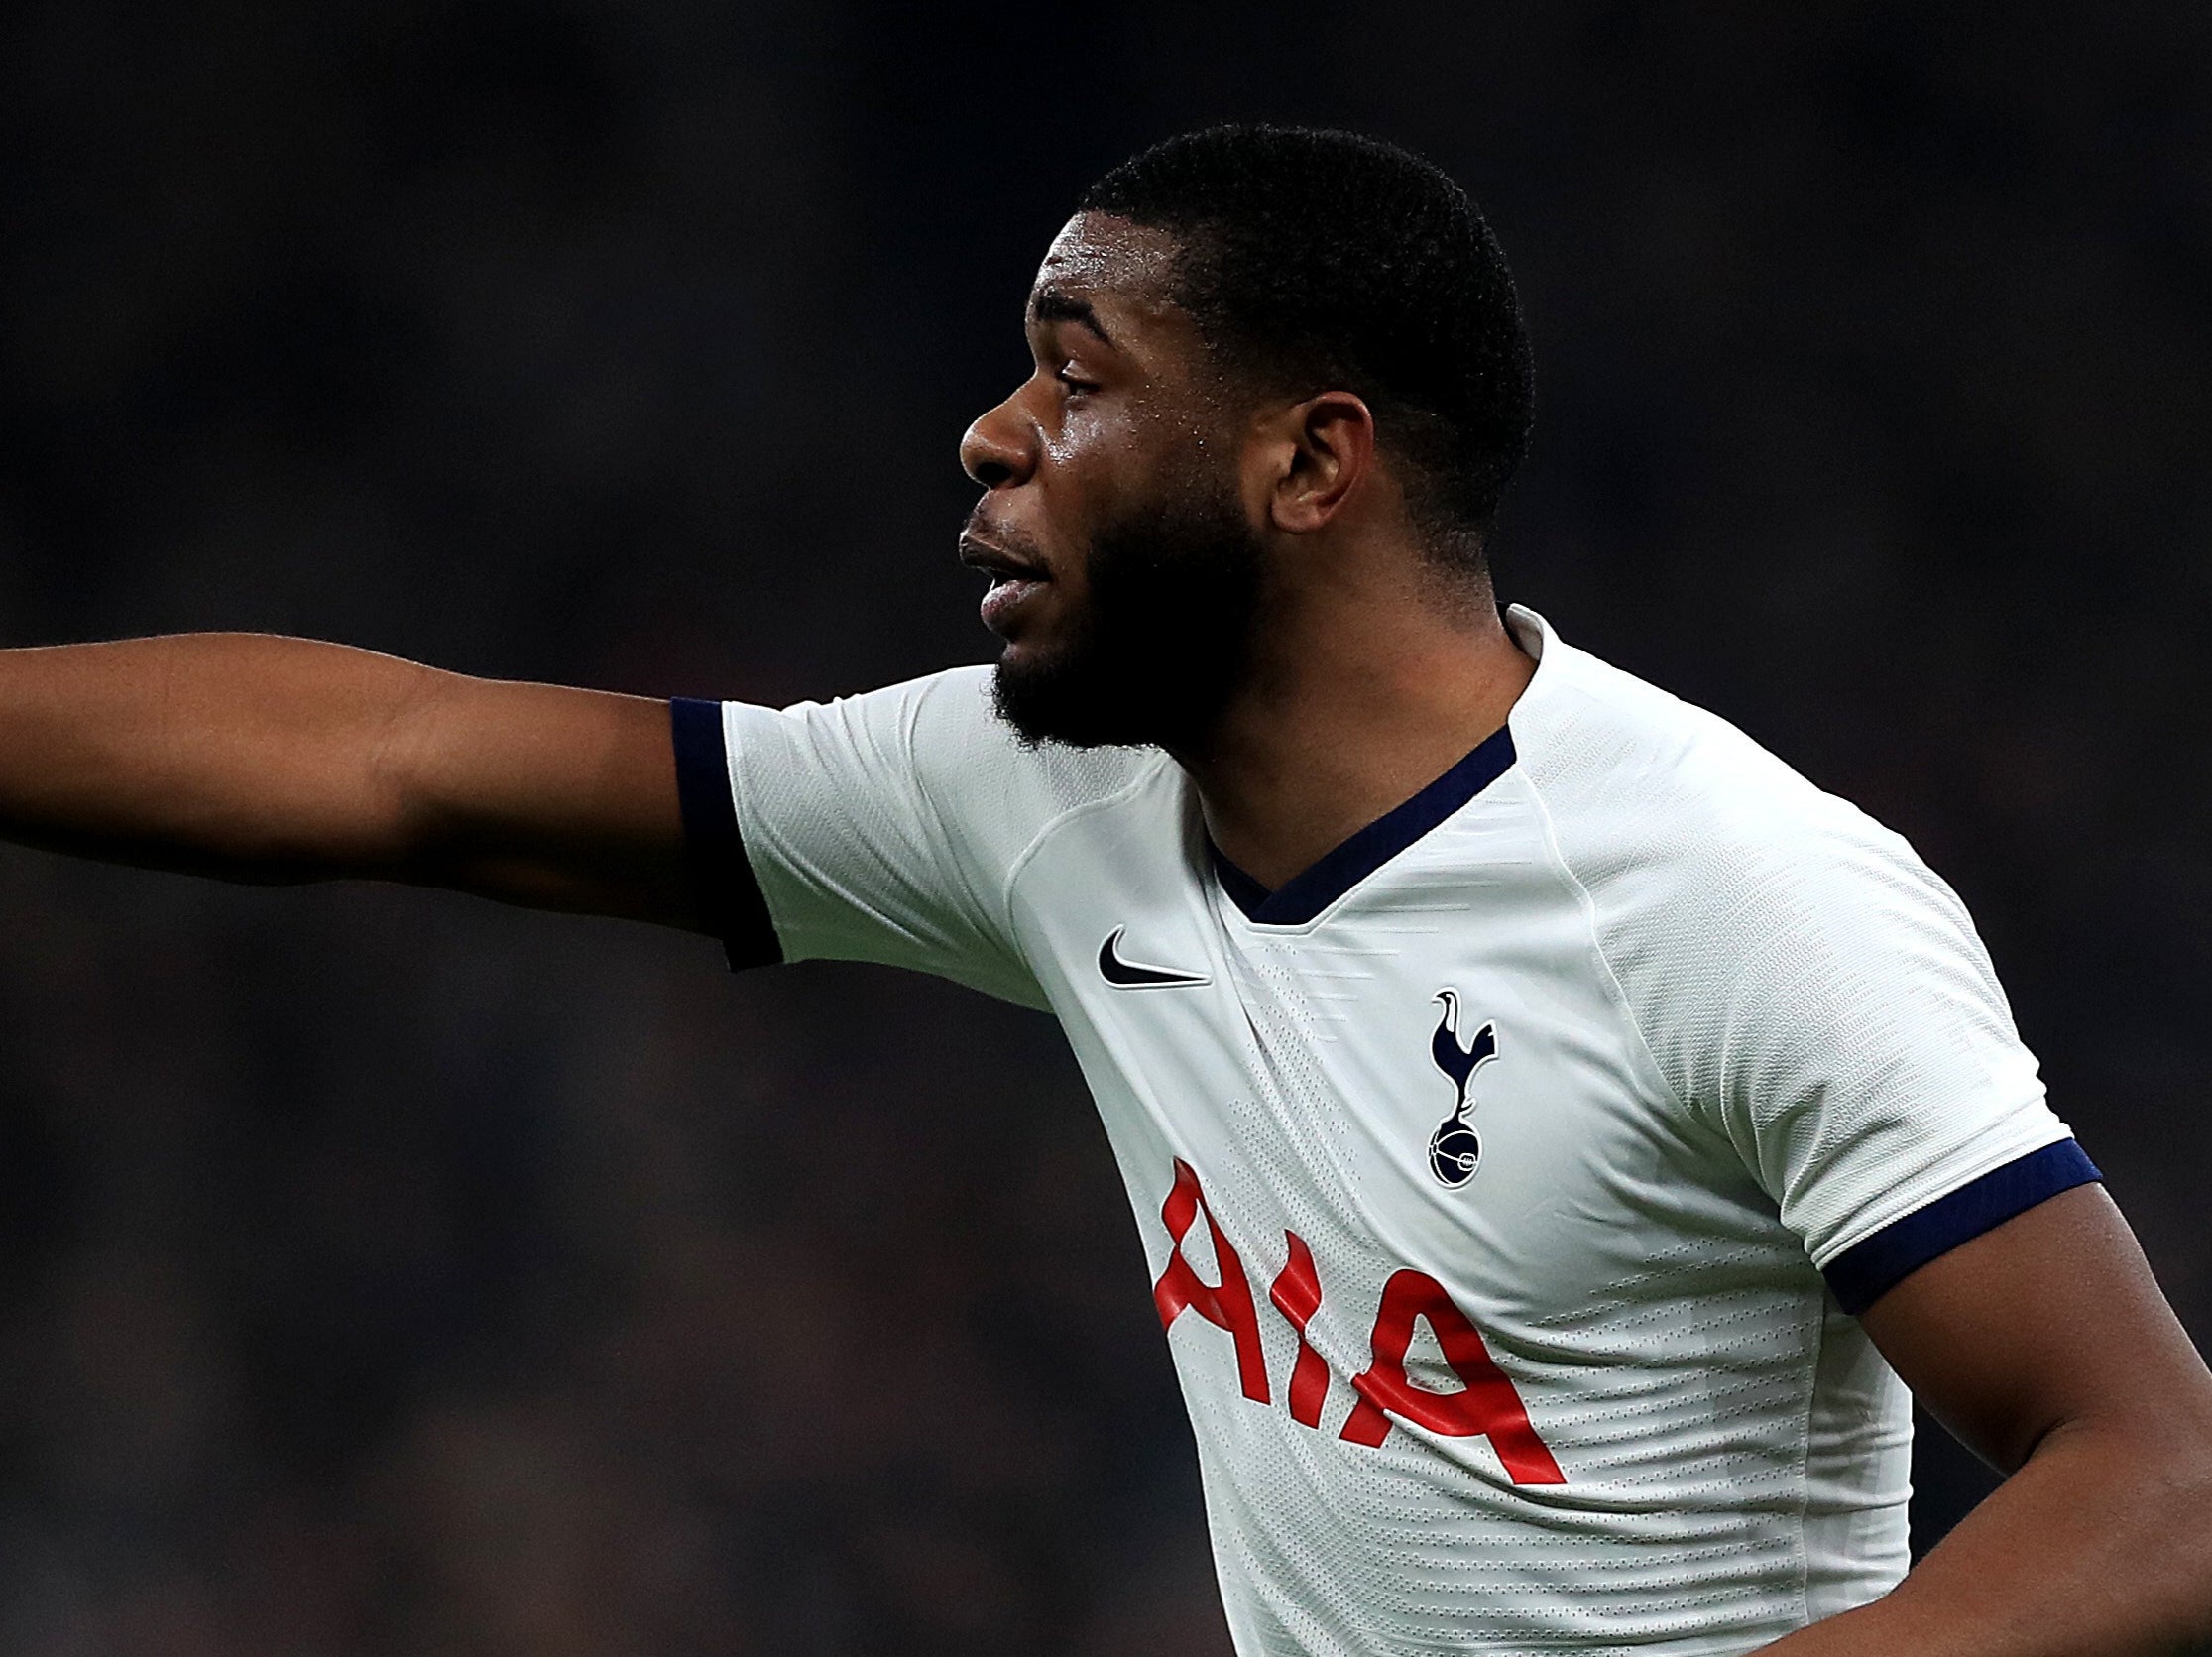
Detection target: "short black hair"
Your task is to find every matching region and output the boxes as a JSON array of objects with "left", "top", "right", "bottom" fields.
[{"left": 1081, "top": 125, "right": 1533, "bottom": 567}]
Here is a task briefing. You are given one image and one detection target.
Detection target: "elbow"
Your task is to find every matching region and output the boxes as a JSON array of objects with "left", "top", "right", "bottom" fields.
[
  {"left": 2177, "top": 1447, "right": 2212, "bottom": 1639},
  {"left": 194, "top": 798, "right": 421, "bottom": 886},
  {"left": 2103, "top": 1413, "right": 2212, "bottom": 1647}
]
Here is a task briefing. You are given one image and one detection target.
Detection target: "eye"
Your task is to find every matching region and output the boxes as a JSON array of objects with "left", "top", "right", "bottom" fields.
[{"left": 1055, "top": 364, "right": 1101, "bottom": 397}]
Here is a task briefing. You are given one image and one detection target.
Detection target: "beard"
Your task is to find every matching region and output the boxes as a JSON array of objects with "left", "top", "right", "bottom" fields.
[{"left": 990, "top": 462, "right": 1266, "bottom": 752}]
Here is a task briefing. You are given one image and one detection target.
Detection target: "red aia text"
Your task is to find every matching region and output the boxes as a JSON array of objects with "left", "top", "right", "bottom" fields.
[{"left": 1152, "top": 1158, "right": 1564, "bottom": 1484}]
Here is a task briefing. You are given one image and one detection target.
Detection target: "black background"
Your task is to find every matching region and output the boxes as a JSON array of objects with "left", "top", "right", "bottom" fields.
[{"left": 1, "top": 3, "right": 2206, "bottom": 1651}]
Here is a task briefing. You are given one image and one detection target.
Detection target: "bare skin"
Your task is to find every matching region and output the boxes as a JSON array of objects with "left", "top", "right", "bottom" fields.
[
  {"left": 0, "top": 634, "right": 689, "bottom": 922},
  {"left": 0, "top": 210, "right": 2208, "bottom": 1654},
  {"left": 959, "top": 213, "right": 1535, "bottom": 889},
  {"left": 1775, "top": 1185, "right": 2212, "bottom": 1656}
]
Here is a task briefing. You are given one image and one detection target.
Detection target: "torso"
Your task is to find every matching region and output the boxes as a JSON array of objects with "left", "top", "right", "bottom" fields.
[{"left": 1005, "top": 717, "right": 1908, "bottom": 1655}]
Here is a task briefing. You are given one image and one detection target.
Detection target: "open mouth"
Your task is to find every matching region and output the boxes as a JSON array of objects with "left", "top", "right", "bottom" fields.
[
  {"left": 959, "top": 533, "right": 1052, "bottom": 634},
  {"left": 958, "top": 533, "right": 1049, "bottom": 584}
]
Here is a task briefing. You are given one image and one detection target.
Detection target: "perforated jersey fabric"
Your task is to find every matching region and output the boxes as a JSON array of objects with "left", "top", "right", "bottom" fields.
[
  {"left": 697, "top": 608, "right": 2075, "bottom": 1655},
  {"left": 1504, "top": 630, "right": 2061, "bottom": 1269}
]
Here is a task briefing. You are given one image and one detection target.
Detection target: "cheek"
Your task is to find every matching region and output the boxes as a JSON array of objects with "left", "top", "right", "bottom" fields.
[
  {"left": 1045, "top": 394, "right": 1191, "bottom": 505},
  {"left": 1039, "top": 398, "right": 1117, "bottom": 470},
  {"left": 1035, "top": 412, "right": 1135, "bottom": 537}
]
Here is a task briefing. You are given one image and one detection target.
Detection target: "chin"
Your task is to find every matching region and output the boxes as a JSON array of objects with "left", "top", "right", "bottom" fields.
[{"left": 991, "top": 655, "right": 1129, "bottom": 750}]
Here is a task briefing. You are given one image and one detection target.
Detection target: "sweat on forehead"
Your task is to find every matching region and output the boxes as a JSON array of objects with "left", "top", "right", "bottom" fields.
[{"left": 1031, "top": 214, "right": 1188, "bottom": 316}]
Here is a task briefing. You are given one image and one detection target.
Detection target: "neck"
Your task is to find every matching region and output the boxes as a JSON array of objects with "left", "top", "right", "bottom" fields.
[{"left": 1171, "top": 552, "right": 1535, "bottom": 893}]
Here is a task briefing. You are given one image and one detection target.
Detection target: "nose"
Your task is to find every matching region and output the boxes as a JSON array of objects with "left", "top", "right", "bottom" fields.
[{"left": 960, "top": 391, "right": 1035, "bottom": 490}]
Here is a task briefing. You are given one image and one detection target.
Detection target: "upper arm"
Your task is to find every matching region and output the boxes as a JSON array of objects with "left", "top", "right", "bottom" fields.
[
  {"left": 0, "top": 632, "right": 701, "bottom": 929},
  {"left": 674, "top": 670, "right": 1095, "bottom": 1006},
  {"left": 1858, "top": 1182, "right": 2212, "bottom": 1473},
  {"left": 1626, "top": 792, "right": 2212, "bottom": 1470},
  {"left": 387, "top": 671, "right": 699, "bottom": 930}
]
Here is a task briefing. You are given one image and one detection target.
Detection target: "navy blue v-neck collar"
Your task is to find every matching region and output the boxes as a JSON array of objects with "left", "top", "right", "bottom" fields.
[{"left": 1207, "top": 724, "right": 1519, "bottom": 926}]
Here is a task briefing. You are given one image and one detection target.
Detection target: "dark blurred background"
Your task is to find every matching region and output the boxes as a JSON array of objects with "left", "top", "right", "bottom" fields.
[{"left": 0, "top": 2, "right": 2205, "bottom": 1651}]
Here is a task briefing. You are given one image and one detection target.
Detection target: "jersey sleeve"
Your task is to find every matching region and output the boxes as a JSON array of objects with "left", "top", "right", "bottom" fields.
[
  {"left": 1551, "top": 739, "right": 2095, "bottom": 1316},
  {"left": 669, "top": 666, "right": 1063, "bottom": 1009},
  {"left": 1641, "top": 806, "right": 2090, "bottom": 1312}
]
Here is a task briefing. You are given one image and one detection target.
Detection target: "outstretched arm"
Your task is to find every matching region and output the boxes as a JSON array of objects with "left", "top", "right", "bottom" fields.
[
  {"left": 1766, "top": 1183, "right": 2212, "bottom": 1655},
  {"left": 0, "top": 633, "right": 700, "bottom": 928}
]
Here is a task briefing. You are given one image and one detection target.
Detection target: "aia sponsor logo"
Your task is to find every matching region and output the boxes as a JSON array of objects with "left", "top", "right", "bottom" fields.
[
  {"left": 1428, "top": 989, "right": 1496, "bottom": 1187},
  {"left": 1151, "top": 1158, "right": 1564, "bottom": 1484}
]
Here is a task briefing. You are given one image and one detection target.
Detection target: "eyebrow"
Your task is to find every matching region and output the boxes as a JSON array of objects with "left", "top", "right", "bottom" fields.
[{"left": 1029, "top": 289, "right": 1117, "bottom": 347}]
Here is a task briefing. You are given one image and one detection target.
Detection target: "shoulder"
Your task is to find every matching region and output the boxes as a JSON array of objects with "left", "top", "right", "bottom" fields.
[
  {"left": 1506, "top": 613, "right": 1943, "bottom": 931},
  {"left": 1502, "top": 620, "right": 2065, "bottom": 1276},
  {"left": 893, "top": 666, "right": 1166, "bottom": 833},
  {"left": 728, "top": 664, "right": 1166, "bottom": 874},
  {"left": 1503, "top": 613, "right": 2018, "bottom": 1102}
]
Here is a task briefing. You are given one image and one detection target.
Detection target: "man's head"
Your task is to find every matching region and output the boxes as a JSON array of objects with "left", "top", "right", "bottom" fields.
[{"left": 959, "top": 125, "right": 1532, "bottom": 750}]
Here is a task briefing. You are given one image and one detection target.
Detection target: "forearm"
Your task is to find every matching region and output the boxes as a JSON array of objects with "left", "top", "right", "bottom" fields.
[
  {"left": 1766, "top": 1419, "right": 2212, "bottom": 1657},
  {"left": 0, "top": 633, "right": 449, "bottom": 879}
]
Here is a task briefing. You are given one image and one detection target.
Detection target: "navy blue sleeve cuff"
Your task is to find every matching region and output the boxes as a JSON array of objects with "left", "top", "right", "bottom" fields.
[
  {"left": 670, "top": 698, "right": 782, "bottom": 971},
  {"left": 1822, "top": 1138, "right": 2102, "bottom": 1316}
]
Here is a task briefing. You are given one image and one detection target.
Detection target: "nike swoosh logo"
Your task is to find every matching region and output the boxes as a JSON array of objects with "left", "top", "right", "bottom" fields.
[{"left": 1098, "top": 926, "right": 1211, "bottom": 988}]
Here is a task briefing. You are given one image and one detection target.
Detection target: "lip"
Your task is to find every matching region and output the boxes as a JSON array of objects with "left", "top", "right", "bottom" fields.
[
  {"left": 957, "top": 532, "right": 1050, "bottom": 584},
  {"left": 979, "top": 575, "right": 1046, "bottom": 635},
  {"left": 959, "top": 531, "right": 1054, "bottom": 637}
]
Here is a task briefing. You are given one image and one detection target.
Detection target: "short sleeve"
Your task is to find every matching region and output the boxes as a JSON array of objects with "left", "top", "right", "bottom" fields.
[
  {"left": 670, "top": 667, "right": 1099, "bottom": 1010},
  {"left": 1644, "top": 810, "right": 2091, "bottom": 1311},
  {"left": 1486, "top": 618, "right": 2098, "bottom": 1315}
]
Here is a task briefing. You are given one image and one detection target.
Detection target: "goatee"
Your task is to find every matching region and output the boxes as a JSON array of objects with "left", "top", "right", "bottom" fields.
[{"left": 990, "top": 470, "right": 1265, "bottom": 752}]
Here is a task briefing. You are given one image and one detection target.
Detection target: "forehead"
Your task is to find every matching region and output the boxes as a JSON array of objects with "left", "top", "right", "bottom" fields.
[{"left": 1029, "top": 212, "right": 1187, "bottom": 331}]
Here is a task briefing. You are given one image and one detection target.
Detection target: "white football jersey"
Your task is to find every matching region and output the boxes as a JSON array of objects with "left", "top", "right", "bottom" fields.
[{"left": 671, "top": 606, "right": 2091, "bottom": 1656}]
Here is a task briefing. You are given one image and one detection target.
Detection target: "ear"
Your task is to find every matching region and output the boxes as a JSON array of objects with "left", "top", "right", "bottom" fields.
[{"left": 1253, "top": 392, "right": 1376, "bottom": 536}]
